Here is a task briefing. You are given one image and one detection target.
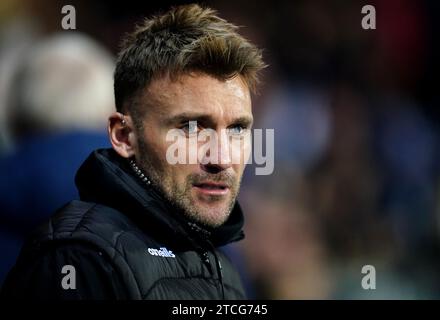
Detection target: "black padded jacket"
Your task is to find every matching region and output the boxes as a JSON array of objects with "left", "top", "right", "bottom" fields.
[{"left": 1, "top": 148, "right": 246, "bottom": 300}]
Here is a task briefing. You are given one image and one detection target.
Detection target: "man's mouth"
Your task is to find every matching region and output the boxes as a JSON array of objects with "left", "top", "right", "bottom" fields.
[{"left": 193, "top": 181, "right": 230, "bottom": 196}]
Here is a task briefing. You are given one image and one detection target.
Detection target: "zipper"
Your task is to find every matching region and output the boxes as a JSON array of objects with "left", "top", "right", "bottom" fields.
[
  {"left": 200, "top": 249, "right": 225, "bottom": 299},
  {"left": 187, "top": 222, "right": 226, "bottom": 299},
  {"left": 202, "top": 251, "right": 213, "bottom": 274},
  {"left": 217, "top": 257, "right": 225, "bottom": 299}
]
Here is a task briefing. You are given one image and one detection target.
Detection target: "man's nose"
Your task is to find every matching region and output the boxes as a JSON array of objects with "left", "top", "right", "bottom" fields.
[{"left": 199, "top": 130, "right": 232, "bottom": 173}]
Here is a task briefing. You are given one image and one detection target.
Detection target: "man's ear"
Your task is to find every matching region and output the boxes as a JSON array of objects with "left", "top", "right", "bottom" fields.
[{"left": 108, "top": 112, "right": 137, "bottom": 158}]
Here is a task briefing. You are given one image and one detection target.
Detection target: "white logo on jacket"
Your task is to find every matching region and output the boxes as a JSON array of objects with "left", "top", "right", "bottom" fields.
[{"left": 147, "top": 247, "right": 176, "bottom": 258}]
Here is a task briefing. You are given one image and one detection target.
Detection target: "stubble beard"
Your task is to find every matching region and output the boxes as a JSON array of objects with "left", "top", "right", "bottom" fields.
[{"left": 136, "top": 138, "right": 241, "bottom": 228}]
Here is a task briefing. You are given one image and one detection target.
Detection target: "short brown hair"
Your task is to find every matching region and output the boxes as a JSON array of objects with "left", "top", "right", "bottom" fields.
[{"left": 114, "top": 3, "right": 265, "bottom": 114}]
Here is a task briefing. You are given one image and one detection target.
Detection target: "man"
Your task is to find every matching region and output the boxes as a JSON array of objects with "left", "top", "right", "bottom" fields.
[{"left": 1, "top": 4, "right": 265, "bottom": 299}]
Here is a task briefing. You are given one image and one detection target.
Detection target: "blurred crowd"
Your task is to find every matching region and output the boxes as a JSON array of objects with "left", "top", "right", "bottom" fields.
[{"left": 0, "top": 0, "right": 439, "bottom": 299}]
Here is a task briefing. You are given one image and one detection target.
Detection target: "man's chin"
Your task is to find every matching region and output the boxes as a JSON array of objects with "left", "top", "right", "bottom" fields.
[{"left": 186, "top": 201, "right": 232, "bottom": 228}]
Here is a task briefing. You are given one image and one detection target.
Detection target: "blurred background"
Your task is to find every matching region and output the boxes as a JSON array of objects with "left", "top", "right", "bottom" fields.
[{"left": 0, "top": 0, "right": 439, "bottom": 299}]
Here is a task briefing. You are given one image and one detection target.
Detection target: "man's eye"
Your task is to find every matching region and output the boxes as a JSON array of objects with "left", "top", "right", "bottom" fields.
[
  {"left": 180, "top": 121, "right": 199, "bottom": 134},
  {"left": 228, "top": 125, "right": 246, "bottom": 135}
]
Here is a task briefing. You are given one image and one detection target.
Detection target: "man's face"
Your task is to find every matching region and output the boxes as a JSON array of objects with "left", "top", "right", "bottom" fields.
[{"left": 133, "top": 73, "right": 252, "bottom": 228}]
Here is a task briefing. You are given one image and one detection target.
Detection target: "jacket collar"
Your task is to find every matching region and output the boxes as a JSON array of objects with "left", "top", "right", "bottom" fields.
[{"left": 75, "top": 148, "right": 245, "bottom": 250}]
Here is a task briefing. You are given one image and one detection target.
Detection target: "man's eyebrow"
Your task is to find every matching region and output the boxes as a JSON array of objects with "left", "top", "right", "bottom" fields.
[
  {"left": 231, "top": 116, "right": 254, "bottom": 127},
  {"left": 164, "top": 113, "right": 213, "bottom": 125},
  {"left": 164, "top": 112, "right": 253, "bottom": 127}
]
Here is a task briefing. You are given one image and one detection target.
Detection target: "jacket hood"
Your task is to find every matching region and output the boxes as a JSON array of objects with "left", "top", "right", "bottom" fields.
[{"left": 74, "top": 148, "right": 245, "bottom": 250}]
